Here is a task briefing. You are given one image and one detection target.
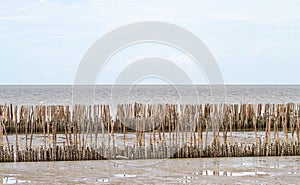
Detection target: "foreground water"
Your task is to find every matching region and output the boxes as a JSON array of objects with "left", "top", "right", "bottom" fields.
[{"left": 0, "top": 156, "right": 299, "bottom": 184}]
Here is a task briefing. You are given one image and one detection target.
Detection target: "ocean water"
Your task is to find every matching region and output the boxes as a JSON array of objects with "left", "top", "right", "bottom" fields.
[{"left": 0, "top": 85, "right": 300, "bottom": 105}]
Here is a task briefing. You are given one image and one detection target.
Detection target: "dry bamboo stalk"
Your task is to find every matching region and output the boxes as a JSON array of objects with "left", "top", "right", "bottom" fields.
[
  {"left": 193, "top": 109, "right": 197, "bottom": 147},
  {"left": 81, "top": 106, "right": 85, "bottom": 147},
  {"left": 290, "top": 107, "right": 295, "bottom": 141},
  {"left": 268, "top": 113, "right": 272, "bottom": 144},
  {"left": 72, "top": 105, "right": 77, "bottom": 148},
  {"left": 88, "top": 105, "right": 92, "bottom": 147},
  {"left": 90, "top": 105, "right": 93, "bottom": 146},
  {"left": 94, "top": 104, "right": 98, "bottom": 148},
  {"left": 265, "top": 113, "right": 270, "bottom": 143},
  {"left": 38, "top": 106, "right": 41, "bottom": 142},
  {"left": 53, "top": 106, "right": 57, "bottom": 150},
  {"left": 19, "top": 106, "right": 23, "bottom": 136},
  {"left": 25, "top": 106, "right": 29, "bottom": 149},
  {"left": 230, "top": 107, "right": 233, "bottom": 145},
  {"left": 0, "top": 119, "right": 2, "bottom": 147},
  {"left": 198, "top": 105, "right": 202, "bottom": 149},
  {"left": 246, "top": 104, "right": 251, "bottom": 129},
  {"left": 74, "top": 105, "right": 78, "bottom": 146},
  {"left": 112, "top": 117, "right": 115, "bottom": 147},
  {"left": 69, "top": 106, "right": 74, "bottom": 146},
  {"left": 136, "top": 107, "right": 140, "bottom": 147},
  {"left": 185, "top": 105, "right": 189, "bottom": 147},
  {"left": 180, "top": 105, "right": 184, "bottom": 148},
  {"left": 29, "top": 106, "right": 34, "bottom": 149},
  {"left": 47, "top": 105, "right": 50, "bottom": 149},
  {"left": 76, "top": 105, "right": 80, "bottom": 146},
  {"left": 153, "top": 106, "right": 157, "bottom": 147},
  {"left": 1, "top": 120, "right": 10, "bottom": 149},
  {"left": 253, "top": 115, "right": 258, "bottom": 145},
  {"left": 291, "top": 115, "right": 294, "bottom": 142},
  {"left": 141, "top": 108, "right": 144, "bottom": 147},
  {"left": 101, "top": 105, "right": 105, "bottom": 150},
  {"left": 63, "top": 106, "right": 69, "bottom": 146},
  {"left": 41, "top": 106, "right": 46, "bottom": 151},
  {"left": 283, "top": 105, "right": 288, "bottom": 143},
  {"left": 274, "top": 104, "right": 279, "bottom": 142},
  {"left": 175, "top": 108, "right": 179, "bottom": 150},
  {"left": 168, "top": 105, "right": 171, "bottom": 148},
  {"left": 2, "top": 106, "right": 10, "bottom": 150},
  {"left": 134, "top": 104, "right": 137, "bottom": 146},
  {"left": 79, "top": 106, "right": 83, "bottom": 146},
  {"left": 13, "top": 105, "right": 19, "bottom": 151},
  {"left": 222, "top": 105, "right": 228, "bottom": 145},
  {"left": 174, "top": 105, "right": 177, "bottom": 147},
  {"left": 84, "top": 106, "right": 89, "bottom": 146},
  {"left": 123, "top": 105, "right": 126, "bottom": 147},
  {"left": 106, "top": 105, "right": 111, "bottom": 158},
  {"left": 189, "top": 106, "right": 193, "bottom": 147},
  {"left": 0, "top": 105, "right": 3, "bottom": 147},
  {"left": 205, "top": 104, "right": 210, "bottom": 147},
  {"left": 297, "top": 114, "right": 300, "bottom": 143}
]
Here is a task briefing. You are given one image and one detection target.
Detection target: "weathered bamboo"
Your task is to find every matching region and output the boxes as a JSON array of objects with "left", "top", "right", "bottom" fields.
[
  {"left": 297, "top": 114, "right": 300, "bottom": 143},
  {"left": 0, "top": 122, "right": 2, "bottom": 147},
  {"left": 283, "top": 105, "right": 288, "bottom": 143},
  {"left": 13, "top": 105, "right": 19, "bottom": 152},
  {"left": 0, "top": 106, "right": 3, "bottom": 147}
]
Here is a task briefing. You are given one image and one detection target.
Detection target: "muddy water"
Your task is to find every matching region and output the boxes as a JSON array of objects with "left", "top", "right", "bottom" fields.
[{"left": 0, "top": 157, "right": 299, "bottom": 184}]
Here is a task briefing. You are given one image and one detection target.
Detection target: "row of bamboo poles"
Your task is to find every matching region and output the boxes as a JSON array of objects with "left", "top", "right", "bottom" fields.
[
  {"left": 1, "top": 140, "right": 298, "bottom": 162},
  {"left": 0, "top": 103, "right": 299, "bottom": 162},
  {"left": 1, "top": 103, "right": 299, "bottom": 133}
]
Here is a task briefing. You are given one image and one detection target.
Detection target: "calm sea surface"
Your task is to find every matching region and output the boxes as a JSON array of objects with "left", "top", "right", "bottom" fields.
[{"left": 1, "top": 85, "right": 300, "bottom": 105}]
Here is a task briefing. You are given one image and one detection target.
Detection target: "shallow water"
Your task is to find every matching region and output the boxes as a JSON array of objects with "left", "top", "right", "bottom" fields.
[{"left": 0, "top": 156, "right": 299, "bottom": 184}]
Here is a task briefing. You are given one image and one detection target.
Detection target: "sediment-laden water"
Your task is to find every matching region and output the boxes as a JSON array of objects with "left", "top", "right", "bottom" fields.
[{"left": 0, "top": 156, "right": 299, "bottom": 184}]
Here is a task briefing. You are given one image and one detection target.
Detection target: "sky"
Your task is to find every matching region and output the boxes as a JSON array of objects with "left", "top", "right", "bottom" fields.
[{"left": 0, "top": 0, "right": 299, "bottom": 85}]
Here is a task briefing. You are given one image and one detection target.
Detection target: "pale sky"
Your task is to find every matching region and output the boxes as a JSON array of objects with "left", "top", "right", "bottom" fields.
[{"left": 0, "top": 0, "right": 299, "bottom": 84}]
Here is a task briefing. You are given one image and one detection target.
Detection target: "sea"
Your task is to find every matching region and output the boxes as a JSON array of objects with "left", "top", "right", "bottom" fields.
[{"left": 1, "top": 85, "right": 300, "bottom": 105}]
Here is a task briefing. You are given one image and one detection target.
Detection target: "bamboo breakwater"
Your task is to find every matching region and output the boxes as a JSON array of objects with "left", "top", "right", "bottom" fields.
[{"left": 0, "top": 103, "right": 299, "bottom": 162}]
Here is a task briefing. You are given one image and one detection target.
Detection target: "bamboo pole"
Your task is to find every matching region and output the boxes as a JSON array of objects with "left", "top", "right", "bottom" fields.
[
  {"left": 0, "top": 106, "right": 3, "bottom": 147},
  {"left": 297, "top": 113, "right": 300, "bottom": 143},
  {"left": 94, "top": 104, "right": 98, "bottom": 148},
  {"left": 13, "top": 105, "right": 19, "bottom": 151},
  {"left": 46, "top": 105, "right": 50, "bottom": 149},
  {"left": 198, "top": 104, "right": 203, "bottom": 149},
  {"left": 29, "top": 106, "right": 34, "bottom": 149},
  {"left": 230, "top": 106, "right": 233, "bottom": 145},
  {"left": 0, "top": 120, "right": 2, "bottom": 147},
  {"left": 283, "top": 105, "right": 288, "bottom": 143}
]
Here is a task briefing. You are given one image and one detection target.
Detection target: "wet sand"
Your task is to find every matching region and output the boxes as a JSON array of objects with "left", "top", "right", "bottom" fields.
[{"left": 0, "top": 156, "right": 299, "bottom": 184}]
